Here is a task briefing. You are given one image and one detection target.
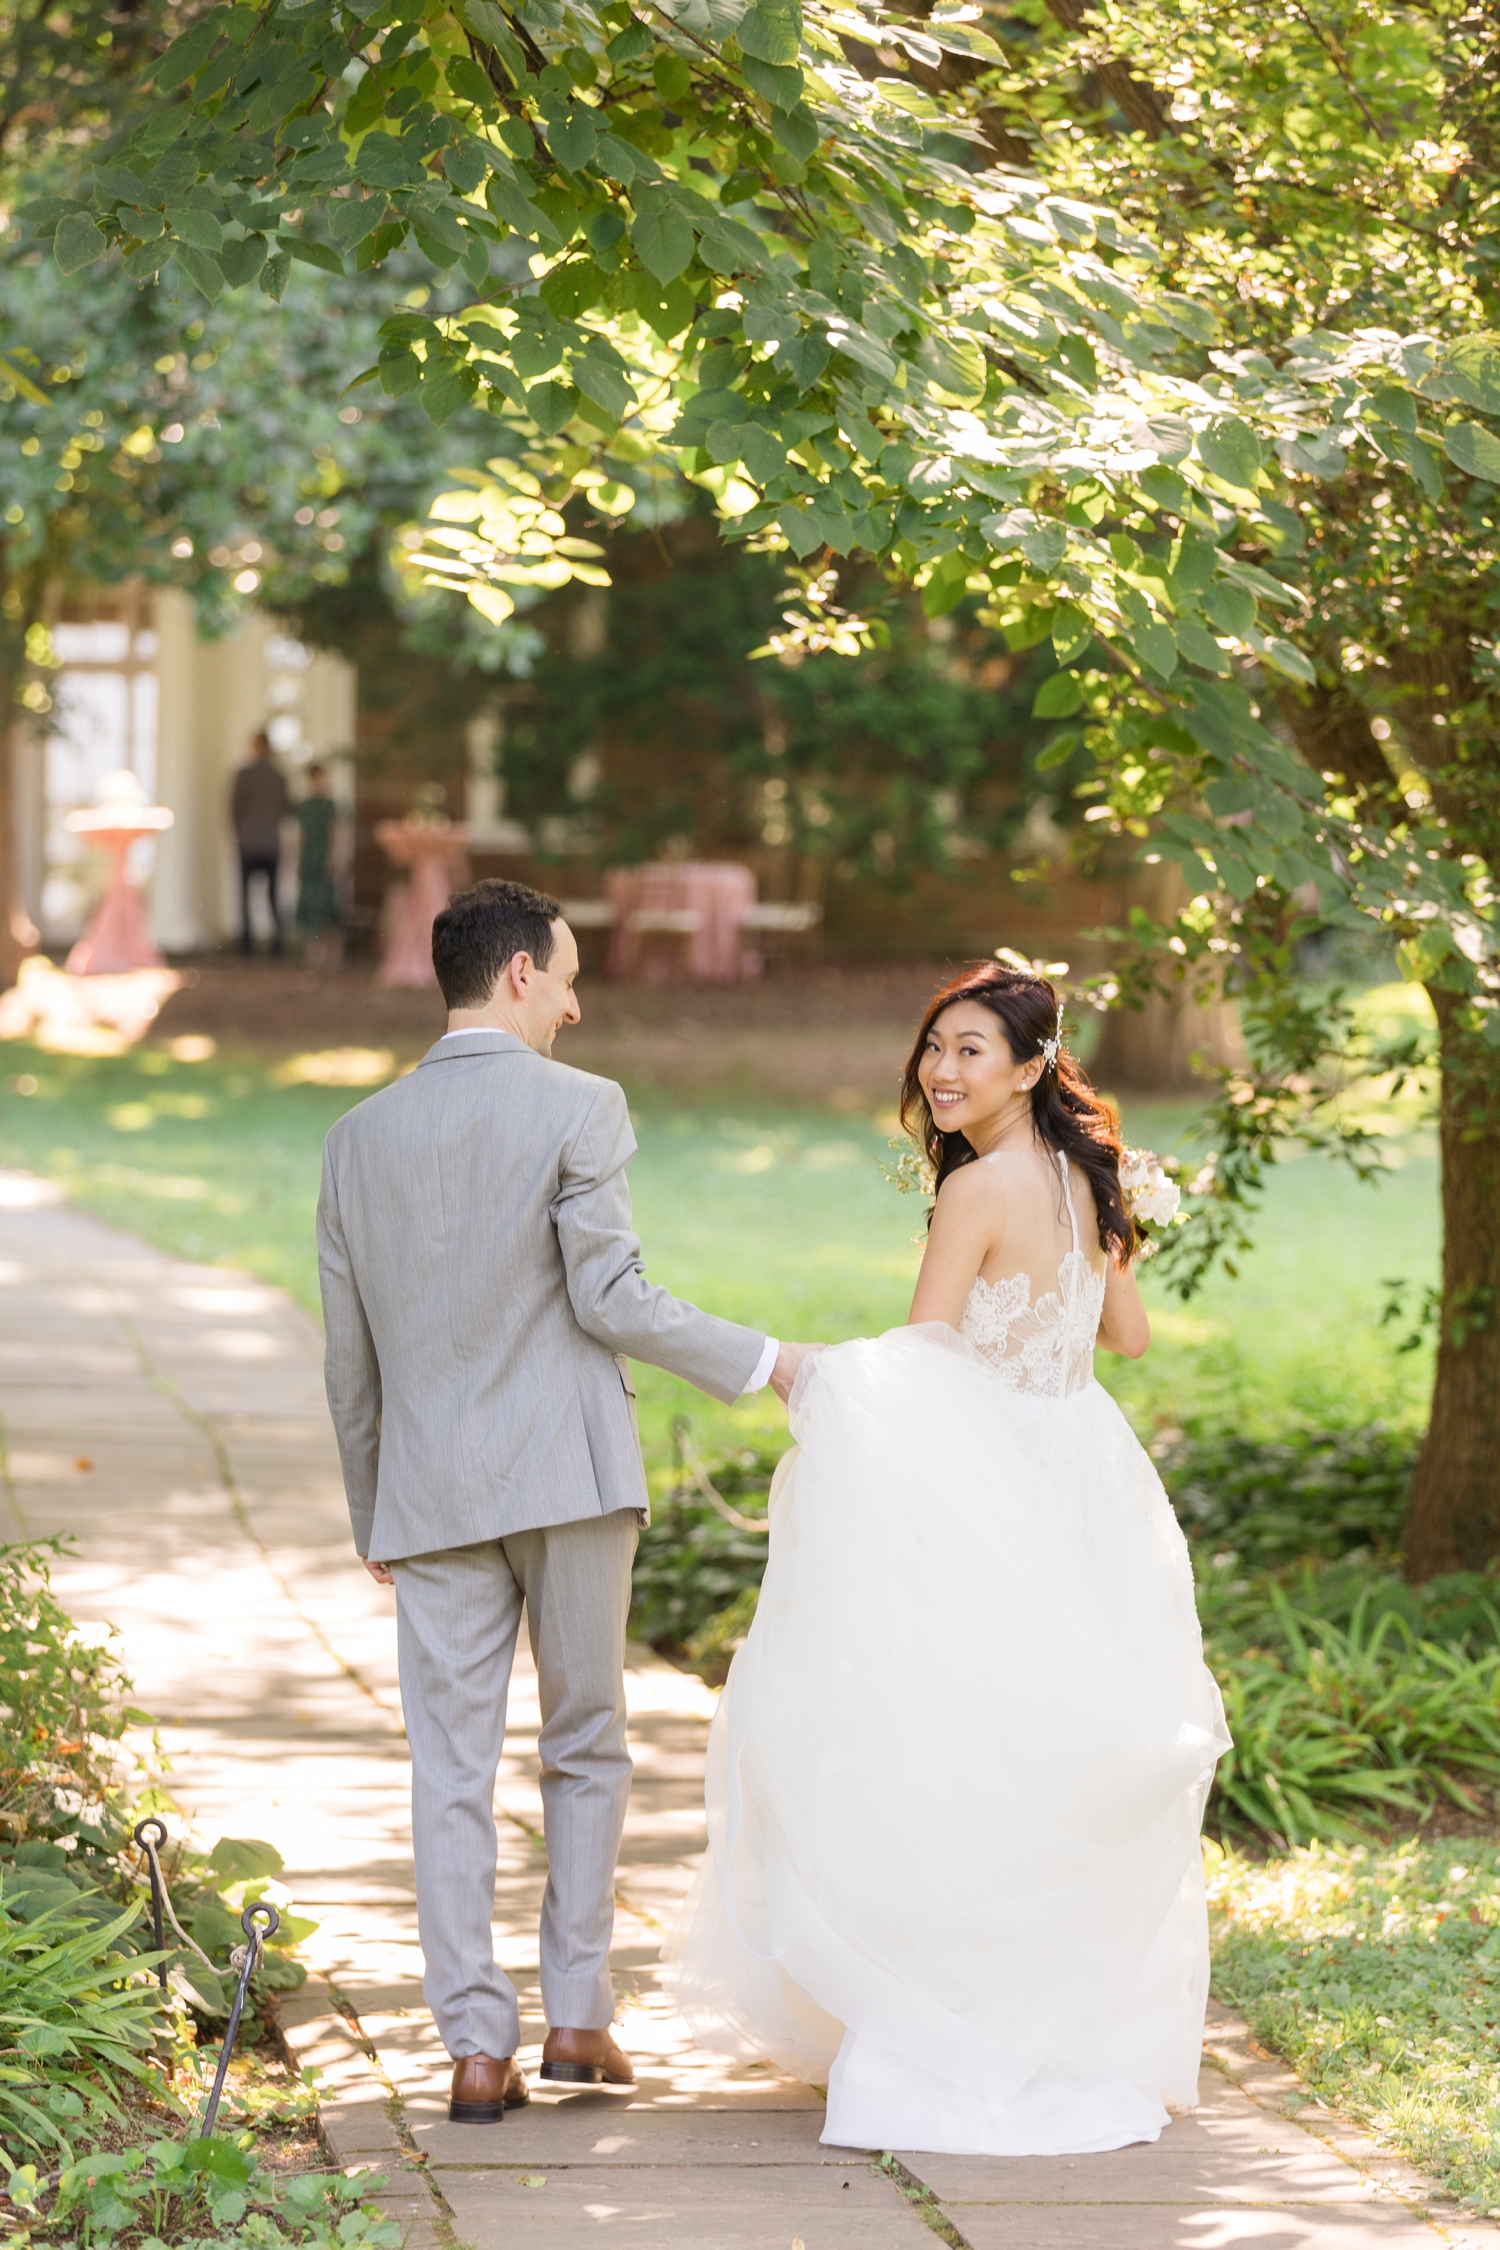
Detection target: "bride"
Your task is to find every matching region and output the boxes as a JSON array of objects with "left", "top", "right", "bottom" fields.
[{"left": 664, "top": 961, "right": 1230, "bottom": 2157}]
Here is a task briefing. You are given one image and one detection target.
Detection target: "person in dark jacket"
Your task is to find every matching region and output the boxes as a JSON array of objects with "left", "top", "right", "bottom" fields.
[{"left": 231, "top": 730, "right": 289, "bottom": 957}]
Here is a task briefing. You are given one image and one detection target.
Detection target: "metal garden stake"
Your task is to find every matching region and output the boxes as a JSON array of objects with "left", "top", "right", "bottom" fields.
[
  {"left": 200, "top": 1901, "right": 280, "bottom": 2139},
  {"left": 133, "top": 1817, "right": 170, "bottom": 1997}
]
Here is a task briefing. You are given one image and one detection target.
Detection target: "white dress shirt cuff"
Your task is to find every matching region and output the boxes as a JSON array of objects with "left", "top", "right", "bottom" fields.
[{"left": 741, "top": 1335, "right": 780, "bottom": 1395}]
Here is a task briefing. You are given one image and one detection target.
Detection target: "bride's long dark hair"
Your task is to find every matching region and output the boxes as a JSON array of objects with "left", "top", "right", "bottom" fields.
[{"left": 899, "top": 963, "right": 1138, "bottom": 1264}]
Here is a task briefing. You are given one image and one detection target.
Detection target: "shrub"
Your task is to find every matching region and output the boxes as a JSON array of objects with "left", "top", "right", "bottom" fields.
[
  {"left": 630, "top": 1437, "right": 776, "bottom": 1655},
  {"left": 1155, "top": 1423, "right": 1417, "bottom": 1569},
  {"left": 0, "top": 1539, "right": 150, "bottom": 1883},
  {"left": 1207, "top": 1584, "right": 1500, "bottom": 1847},
  {"left": 0, "top": 1889, "right": 165, "bottom": 2154}
]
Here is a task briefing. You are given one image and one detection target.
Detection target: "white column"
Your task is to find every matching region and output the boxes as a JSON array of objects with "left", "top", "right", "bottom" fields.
[{"left": 149, "top": 588, "right": 208, "bottom": 952}]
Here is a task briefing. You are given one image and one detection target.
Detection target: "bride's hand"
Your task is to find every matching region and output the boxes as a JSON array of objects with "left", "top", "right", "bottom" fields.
[{"left": 770, "top": 1340, "right": 826, "bottom": 1404}]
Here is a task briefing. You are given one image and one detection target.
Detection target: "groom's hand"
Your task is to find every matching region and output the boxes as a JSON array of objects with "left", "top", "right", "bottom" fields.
[
  {"left": 362, "top": 1557, "right": 395, "bottom": 1586},
  {"left": 770, "top": 1340, "right": 824, "bottom": 1403}
]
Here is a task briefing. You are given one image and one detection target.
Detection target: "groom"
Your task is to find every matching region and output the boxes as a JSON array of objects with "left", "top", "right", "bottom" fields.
[{"left": 317, "top": 878, "right": 807, "bottom": 2122}]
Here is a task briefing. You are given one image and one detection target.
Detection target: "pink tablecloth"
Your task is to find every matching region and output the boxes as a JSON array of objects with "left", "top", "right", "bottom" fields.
[{"left": 605, "top": 862, "right": 759, "bottom": 984}]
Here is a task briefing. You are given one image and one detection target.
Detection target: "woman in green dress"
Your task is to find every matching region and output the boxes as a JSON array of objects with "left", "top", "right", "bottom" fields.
[{"left": 293, "top": 763, "right": 341, "bottom": 963}]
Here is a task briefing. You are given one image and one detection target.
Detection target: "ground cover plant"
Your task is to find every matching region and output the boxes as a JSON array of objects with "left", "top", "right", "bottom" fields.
[
  {"left": 6, "top": 2137, "right": 399, "bottom": 2250},
  {"left": 1210, "top": 1841, "right": 1500, "bottom": 2222}
]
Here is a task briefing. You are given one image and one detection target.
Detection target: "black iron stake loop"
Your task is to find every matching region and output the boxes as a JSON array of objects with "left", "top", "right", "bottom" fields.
[
  {"left": 133, "top": 1818, "right": 170, "bottom": 1996},
  {"left": 199, "top": 1901, "right": 279, "bottom": 2141}
]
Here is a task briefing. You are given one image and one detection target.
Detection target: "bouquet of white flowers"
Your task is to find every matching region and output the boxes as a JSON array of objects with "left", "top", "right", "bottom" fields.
[{"left": 1119, "top": 1148, "right": 1184, "bottom": 1256}]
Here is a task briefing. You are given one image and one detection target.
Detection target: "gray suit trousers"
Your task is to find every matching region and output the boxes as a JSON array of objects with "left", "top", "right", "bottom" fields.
[{"left": 394, "top": 1511, "right": 637, "bottom": 2058}]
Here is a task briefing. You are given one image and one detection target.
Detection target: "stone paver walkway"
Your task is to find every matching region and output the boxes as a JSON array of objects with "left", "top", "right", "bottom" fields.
[{"left": 2, "top": 1169, "right": 1496, "bottom": 2250}]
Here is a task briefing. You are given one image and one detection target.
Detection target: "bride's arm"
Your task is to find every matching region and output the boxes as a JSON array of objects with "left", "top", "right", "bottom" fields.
[
  {"left": 907, "top": 1163, "right": 1004, "bottom": 1327},
  {"left": 1097, "top": 1252, "right": 1151, "bottom": 1358}
]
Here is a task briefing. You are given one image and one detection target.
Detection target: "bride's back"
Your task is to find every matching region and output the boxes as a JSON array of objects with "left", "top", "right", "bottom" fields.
[{"left": 960, "top": 1141, "right": 1106, "bottom": 1396}]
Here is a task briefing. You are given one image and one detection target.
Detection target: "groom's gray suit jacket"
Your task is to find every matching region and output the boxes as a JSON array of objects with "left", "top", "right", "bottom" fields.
[{"left": 317, "top": 1029, "right": 765, "bottom": 1563}]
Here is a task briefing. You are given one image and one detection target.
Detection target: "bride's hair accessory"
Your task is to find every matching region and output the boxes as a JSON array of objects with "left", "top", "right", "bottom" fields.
[{"left": 1039, "top": 1004, "right": 1064, "bottom": 1070}]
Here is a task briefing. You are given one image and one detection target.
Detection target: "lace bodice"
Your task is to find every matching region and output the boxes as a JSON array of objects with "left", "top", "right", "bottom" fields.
[{"left": 958, "top": 1150, "right": 1106, "bottom": 1397}]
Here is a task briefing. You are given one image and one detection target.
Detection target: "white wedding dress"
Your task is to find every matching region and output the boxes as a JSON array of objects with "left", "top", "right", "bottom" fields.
[{"left": 664, "top": 1149, "right": 1230, "bottom": 2156}]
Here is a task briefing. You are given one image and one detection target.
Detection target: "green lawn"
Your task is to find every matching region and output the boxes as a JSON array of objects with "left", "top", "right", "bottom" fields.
[{"left": 1, "top": 1033, "right": 1437, "bottom": 1488}]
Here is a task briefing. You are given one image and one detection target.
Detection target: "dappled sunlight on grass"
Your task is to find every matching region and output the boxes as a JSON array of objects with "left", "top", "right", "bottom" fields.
[{"left": 1211, "top": 1838, "right": 1500, "bottom": 2219}]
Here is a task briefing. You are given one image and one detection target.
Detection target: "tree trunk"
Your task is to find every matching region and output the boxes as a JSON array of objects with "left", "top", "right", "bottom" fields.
[
  {"left": 1403, "top": 987, "right": 1500, "bottom": 1579},
  {"left": 1090, "top": 859, "right": 1244, "bottom": 1094}
]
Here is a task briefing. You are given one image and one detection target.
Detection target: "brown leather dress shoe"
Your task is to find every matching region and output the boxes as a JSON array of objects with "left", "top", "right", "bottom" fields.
[
  {"left": 539, "top": 2026, "right": 636, "bottom": 2086},
  {"left": 449, "top": 2054, "right": 530, "bottom": 2123}
]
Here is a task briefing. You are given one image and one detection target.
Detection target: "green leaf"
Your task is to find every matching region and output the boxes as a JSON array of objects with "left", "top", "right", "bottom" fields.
[
  {"left": 1019, "top": 523, "right": 1065, "bottom": 572},
  {"left": 216, "top": 233, "right": 268, "bottom": 289},
  {"left": 1196, "top": 417, "right": 1263, "bottom": 491},
  {"left": 486, "top": 176, "right": 552, "bottom": 243},
  {"left": 379, "top": 345, "right": 422, "bottom": 396},
  {"left": 1174, "top": 616, "right": 1231, "bottom": 675},
  {"left": 774, "top": 331, "right": 830, "bottom": 391},
  {"left": 1167, "top": 526, "right": 1217, "bottom": 595},
  {"left": 54, "top": 213, "right": 106, "bottom": 275},
  {"left": 547, "top": 103, "right": 598, "bottom": 172},
  {"left": 607, "top": 16, "right": 653, "bottom": 61},
  {"left": 698, "top": 218, "right": 769, "bottom": 277},
  {"left": 540, "top": 259, "right": 609, "bottom": 320},
  {"left": 281, "top": 234, "right": 346, "bottom": 276},
  {"left": 466, "top": 0, "right": 531, "bottom": 77},
  {"left": 526, "top": 380, "right": 579, "bottom": 435},
  {"left": 741, "top": 56, "right": 803, "bottom": 105},
  {"left": 328, "top": 195, "right": 387, "bottom": 251},
  {"left": 919, "top": 331, "right": 985, "bottom": 405},
  {"left": 1432, "top": 337, "right": 1500, "bottom": 416},
  {"left": 633, "top": 274, "right": 697, "bottom": 341},
  {"left": 595, "top": 131, "right": 643, "bottom": 182},
  {"left": 259, "top": 247, "right": 291, "bottom": 299},
  {"left": 422, "top": 361, "right": 480, "bottom": 423},
  {"left": 739, "top": 0, "right": 802, "bottom": 65},
  {"left": 172, "top": 244, "right": 224, "bottom": 302},
  {"left": 1385, "top": 429, "right": 1442, "bottom": 498},
  {"left": 1128, "top": 619, "right": 1177, "bottom": 679},
  {"left": 206, "top": 1837, "right": 283, "bottom": 1884},
  {"left": 740, "top": 424, "right": 789, "bottom": 485},
  {"left": 167, "top": 203, "right": 223, "bottom": 252},
  {"left": 1255, "top": 634, "right": 1315, "bottom": 685},
  {"left": 94, "top": 164, "right": 152, "bottom": 205},
  {"left": 630, "top": 196, "right": 695, "bottom": 284},
  {"left": 153, "top": 18, "right": 222, "bottom": 91},
  {"left": 1202, "top": 581, "right": 1256, "bottom": 638},
  {"left": 355, "top": 133, "right": 423, "bottom": 191},
  {"left": 1397, "top": 928, "right": 1454, "bottom": 983},
  {"left": 1035, "top": 732, "right": 1080, "bottom": 772},
  {"left": 1442, "top": 421, "right": 1500, "bottom": 485},
  {"left": 441, "top": 140, "right": 491, "bottom": 195},
  {"left": 572, "top": 354, "right": 633, "bottom": 420},
  {"left": 770, "top": 104, "right": 819, "bottom": 163},
  {"left": 1368, "top": 384, "right": 1417, "bottom": 434},
  {"left": 1051, "top": 605, "right": 1092, "bottom": 664},
  {"left": 1033, "top": 670, "right": 1083, "bottom": 718}
]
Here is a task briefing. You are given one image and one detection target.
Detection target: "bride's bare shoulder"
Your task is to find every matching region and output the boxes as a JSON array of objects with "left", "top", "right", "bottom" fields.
[{"left": 931, "top": 1154, "right": 1009, "bottom": 1220}]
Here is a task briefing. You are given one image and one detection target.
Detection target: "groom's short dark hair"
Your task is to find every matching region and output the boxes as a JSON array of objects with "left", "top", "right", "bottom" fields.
[{"left": 431, "top": 878, "right": 563, "bottom": 1009}]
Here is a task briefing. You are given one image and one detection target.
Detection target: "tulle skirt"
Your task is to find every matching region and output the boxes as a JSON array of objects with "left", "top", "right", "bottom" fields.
[{"left": 663, "top": 1324, "right": 1230, "bottom": 2156}]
